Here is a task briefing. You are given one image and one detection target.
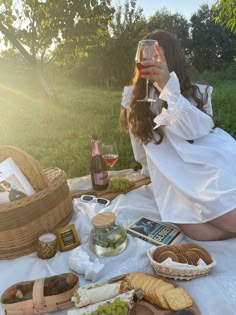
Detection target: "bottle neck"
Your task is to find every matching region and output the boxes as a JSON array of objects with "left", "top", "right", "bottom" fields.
[{"left": 91, "top": 139, "right": 101, "bottom": 156}]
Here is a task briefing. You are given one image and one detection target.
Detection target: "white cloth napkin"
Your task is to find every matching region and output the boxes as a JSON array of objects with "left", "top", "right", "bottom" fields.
[{"left": 68, "top": 247, "right": 104, "bottom": 282}]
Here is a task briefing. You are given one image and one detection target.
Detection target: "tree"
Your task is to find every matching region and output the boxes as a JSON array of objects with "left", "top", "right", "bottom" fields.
[
  {"left": 190, "top": 5, "right": 236, "bottom": 72},
  {"left": 0, "top": 0, "right": 114, "bottom": 66},
  {"left": 147, "top": 9, "right": 190, "bottom": 53},
  {"left": 105, "top": 0, "right": 147, "bottom": 86},
  {"left": 0, "top": 0, "right": 114, "bottom": 95},
  {"left": 0, "top": 0, "right": 61, "bottom": 65},
  {"left": 83, "top": 0, "right": 147, "bottom": 87},
  {"left": 213, "top": 0, "right": 236, "bottom": 33},
  {"left": 53, "top": 0, "right": 114, "bottom": 66}
]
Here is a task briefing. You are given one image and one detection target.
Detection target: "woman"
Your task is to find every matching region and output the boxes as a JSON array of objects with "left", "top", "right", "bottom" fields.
[{"left": 121, "top": 30, "right": 236, "bottom": 241}]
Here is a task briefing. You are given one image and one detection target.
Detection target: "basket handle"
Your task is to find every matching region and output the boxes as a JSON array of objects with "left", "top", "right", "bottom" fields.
[
  {"left": 0, "top": 146, "right": 49, "bottom": 190},
  {"left": 32, "top": 278, "right": 46, "bottom": 313}
]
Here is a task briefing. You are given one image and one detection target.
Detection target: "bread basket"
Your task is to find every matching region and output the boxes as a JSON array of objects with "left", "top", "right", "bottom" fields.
[
  {"left": 147, "top": 246, "right": 216, "bottom": 280},
  {"left": 0, "top": 146, "right": 73, "bottom": 259}
]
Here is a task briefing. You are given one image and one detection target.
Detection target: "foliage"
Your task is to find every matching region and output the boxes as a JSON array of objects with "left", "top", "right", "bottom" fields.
[
  {"left": 213, "top": 0, "right": 236, "bottom": 33},
  {"left": 69, "top": 0, "right": 147, "bottom": 87},
  {"left": 190, "top": 5, "right": 236, "bottom": 72},
  {"left": 0, "top": 0, "right": 114, "bottom": 66},
  {"left": 0, "top": 0, "right": 60, "bottom": 63},
  {"left": 147, "top": 9, "right": 190, "bottom": 52},
  {"left": 53, "top": 0, "right": 114, "bottom": 67}
]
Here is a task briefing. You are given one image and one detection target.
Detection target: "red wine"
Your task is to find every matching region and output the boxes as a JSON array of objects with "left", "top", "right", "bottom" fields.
[
  {"left": 102, "top": 154, "right": 119, "bottom": 167},
  {"left": 136, "top": 62, "right": 154, "bottom": 76},
  {"left": 136, "top": 62, "right": 150, "bottom": 71},
  {"left": 90, "top": 135, "right": 108, "bottom": 191}
]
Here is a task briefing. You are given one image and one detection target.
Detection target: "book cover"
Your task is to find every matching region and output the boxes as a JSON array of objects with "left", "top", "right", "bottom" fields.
[
  {"left": 126, "top": 216, "right": 183, "bottom": 246},
  {"left": 0, "top": 157, "right": 35, "bottom": 204}
]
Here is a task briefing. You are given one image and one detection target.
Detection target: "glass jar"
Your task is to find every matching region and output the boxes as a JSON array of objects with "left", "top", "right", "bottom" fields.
[{"left": 90, "top": 212, "right": 128, "bottom": 257}]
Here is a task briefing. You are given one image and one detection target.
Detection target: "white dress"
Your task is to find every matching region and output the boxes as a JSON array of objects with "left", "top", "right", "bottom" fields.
[{"left": 121, "top": 72, "right": 236, "bottom": 224}]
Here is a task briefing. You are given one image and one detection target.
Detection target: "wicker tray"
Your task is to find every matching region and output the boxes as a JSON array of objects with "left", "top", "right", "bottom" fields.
[
  {"left": 0, "top": 146, "right": 73, "bottom": 259},
  {"left": 147, "top": 247, "right": 216, "bottom": 280}
]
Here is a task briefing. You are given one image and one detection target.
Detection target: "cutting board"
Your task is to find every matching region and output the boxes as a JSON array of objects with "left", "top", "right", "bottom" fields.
[
  {"left": 131, "top": 299, "right": 201, "bottom": 315},
  {"left": 102, "top": 274, "right": 201, "bottom": 315},
  {"left": 70, "top": 175, "right": 151, "bottom": 200}
]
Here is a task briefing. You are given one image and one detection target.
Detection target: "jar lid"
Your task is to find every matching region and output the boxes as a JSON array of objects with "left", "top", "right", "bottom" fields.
[{"left": 92, "top": 212, "right": 116, "bottom": 228}]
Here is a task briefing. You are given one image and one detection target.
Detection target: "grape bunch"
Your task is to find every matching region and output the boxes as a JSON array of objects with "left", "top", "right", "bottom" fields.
[{"left": 89, "top": 298, "right": 129, "bottom": 315}]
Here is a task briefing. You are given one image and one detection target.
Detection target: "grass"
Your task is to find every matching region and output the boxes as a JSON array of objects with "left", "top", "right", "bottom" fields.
[
  {"left": 0, "top": 60, "right": 235, "bottom": 178},
  {"left": 0, "top": 61, "right": 137, "bottom": 178}
]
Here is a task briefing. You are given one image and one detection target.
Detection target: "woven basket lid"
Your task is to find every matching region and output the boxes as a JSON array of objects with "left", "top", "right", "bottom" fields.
[
  {"left": 0, "top": 146, "right": 49, "bottom": 190},
  {"left": 92, "top": 212, "right": 115, "bottom": 228}
]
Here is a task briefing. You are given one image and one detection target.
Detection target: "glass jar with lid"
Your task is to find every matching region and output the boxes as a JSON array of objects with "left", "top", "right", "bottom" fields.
[{"left": 90, "top": 212, "right": 128, "bottom": 257}]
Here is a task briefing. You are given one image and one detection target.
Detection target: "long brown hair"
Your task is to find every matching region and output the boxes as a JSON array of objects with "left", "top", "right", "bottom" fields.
[{"left": 123, "top": 30, "right": 211, "bottom": 145}]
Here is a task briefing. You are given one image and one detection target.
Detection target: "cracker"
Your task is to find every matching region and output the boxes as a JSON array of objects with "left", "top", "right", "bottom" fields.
[
  {"left": 153, "top": 282, "right": 175, "bottom": 309},
  {"left": 153, "top": 245, "right": 173, "bottom": 261},
  {"left": 155, "top": 251, "right": 179, "bottom": 263},
  {"left": 184, "top": 251, "right": 195, "bottom": 265},
  {"left": 189, "top": 248, "right": 213, "bottom": 265},
  {"left": 144, "top": 278, "right": 159, "bottom": 304},
  {"left": 170, "top": 244, "right": 182, "bottom": 253},
  {"left": 185, "top": 250, "right": 199, "bottom": 266},
  {"left": 163, "top": 287, "right": 193, "bottom": 311},
  {"left": 176, "top": 253, "right": 189, "bottom": 264}
]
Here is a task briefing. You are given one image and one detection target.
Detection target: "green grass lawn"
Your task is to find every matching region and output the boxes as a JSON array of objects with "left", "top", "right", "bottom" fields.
[
  {"left": 0, "top": 62, "right": 137, "bottom": 178},
  {"left": 0, "top": 61, "right": 235, "bottom": 178}
]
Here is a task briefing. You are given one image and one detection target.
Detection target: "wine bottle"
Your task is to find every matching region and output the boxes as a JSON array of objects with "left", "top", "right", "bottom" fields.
[{"left": 90, "top": 135, "right": 108, "bottom": 191}]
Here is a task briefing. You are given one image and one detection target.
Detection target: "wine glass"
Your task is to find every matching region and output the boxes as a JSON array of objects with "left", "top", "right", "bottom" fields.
[
  {"left": 135, "top": 39, "right": 158, "bottom": 102},
  {"left": 102, "top": 143, "right": 119, "bottom": 177}
]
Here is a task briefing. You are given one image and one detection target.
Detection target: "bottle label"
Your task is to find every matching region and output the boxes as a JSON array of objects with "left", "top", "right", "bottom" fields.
[{"left": 93, "top": 171, "right": 108, "bottom": 185}]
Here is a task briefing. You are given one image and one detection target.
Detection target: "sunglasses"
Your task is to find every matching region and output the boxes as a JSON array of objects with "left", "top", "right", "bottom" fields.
[{"left": 80, "top": 195, "right": 111, "bottom": 206}]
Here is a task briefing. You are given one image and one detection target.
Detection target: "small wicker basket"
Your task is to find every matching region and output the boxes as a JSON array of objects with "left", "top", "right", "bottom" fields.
[
  {"left": 147, "top": 246, "right": 216, "bottom": 280},
  {"left": 1, "top": 273, "right": 79, "bottom": 315},
  {"left": 0, "top": 146, "right": 73, "bottom": 259}
]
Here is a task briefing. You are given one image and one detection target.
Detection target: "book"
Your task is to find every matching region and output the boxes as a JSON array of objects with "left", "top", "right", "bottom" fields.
[
  {"left": 0, "top": 157, "right": 35, "bottom": 204},
  {"left": 126, "top": 216, "right": 184, "bottom": 246}
]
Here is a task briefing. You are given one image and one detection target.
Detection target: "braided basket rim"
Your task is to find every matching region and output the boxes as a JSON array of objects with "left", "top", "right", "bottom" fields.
[
  {"left": 0, "top": 167, "right": 66, "bottom": 213},
  {"left": 147, "top": 246, "right": 216, "bottom": 279}
]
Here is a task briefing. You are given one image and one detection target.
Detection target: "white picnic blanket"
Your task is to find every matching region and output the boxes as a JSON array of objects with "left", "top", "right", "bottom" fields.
[{"left": 0, "top": 171, "right": 236, "bottom": 315}]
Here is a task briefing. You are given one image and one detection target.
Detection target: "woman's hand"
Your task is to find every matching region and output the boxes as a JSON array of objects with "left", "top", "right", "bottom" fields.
[{"left": 140, "top": 42, "right": 170, "bottom": 90}]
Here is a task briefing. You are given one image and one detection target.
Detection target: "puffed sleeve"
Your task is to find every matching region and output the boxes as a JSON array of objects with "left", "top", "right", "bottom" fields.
[
  {"left": 153, "top": 72, "right": 214, "bottom": 140},
  {"left": 121, "top": 86, "right": 133, "bottom": 109},
  {"left": 198, "top": 84, "right": 213, "bottom": 116},
  {"left": 121, "top": 86, "right": 149, "bottom": 176}
]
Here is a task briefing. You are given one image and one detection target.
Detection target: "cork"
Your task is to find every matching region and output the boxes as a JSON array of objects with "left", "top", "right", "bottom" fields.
[{"left": 92, "top": 212, "right": 116, "bottom": 228}]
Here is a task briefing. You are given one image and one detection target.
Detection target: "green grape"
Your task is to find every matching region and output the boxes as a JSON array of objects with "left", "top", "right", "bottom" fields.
[
  {"left": 89, "top": 298, "right": 129, "bottom": 315},
  {"left": 106, "top": 177, "right": 135, "bottom": 193}
]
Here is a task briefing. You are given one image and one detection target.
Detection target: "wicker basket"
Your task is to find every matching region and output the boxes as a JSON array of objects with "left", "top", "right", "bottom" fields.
[
  {"left": 0, "top": 146, "right": 73, "bottom": 259},
  {"left": 1, "top": 273, "right": 79, "bottom": 315},
  {"left": 147, "top": 246, "right": 216, "bottom": 280}
]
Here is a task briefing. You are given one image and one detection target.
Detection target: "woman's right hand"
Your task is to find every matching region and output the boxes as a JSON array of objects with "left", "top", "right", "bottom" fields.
[{"left": 140, "top": 42, "right": 170, "bottom": 90}]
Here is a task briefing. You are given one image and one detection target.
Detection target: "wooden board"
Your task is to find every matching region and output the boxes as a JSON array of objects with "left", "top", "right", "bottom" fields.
[
  {"left": 70, "top": 176, "right": 151, "bottom": 201},
  {"left": 131, "top": 299, "right": 200, "bottom": 315},
  {"left": 105, "top": 274, "right": 201, "bottom": 315}
]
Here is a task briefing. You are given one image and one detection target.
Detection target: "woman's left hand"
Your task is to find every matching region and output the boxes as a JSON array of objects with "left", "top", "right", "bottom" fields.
[{"left": 140, "top": 42, "right": 170, "bottom": 90}]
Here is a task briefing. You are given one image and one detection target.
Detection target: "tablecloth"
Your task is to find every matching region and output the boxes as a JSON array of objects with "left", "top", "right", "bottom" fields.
[{"left": 0, "top": 173, "right": 236, "bottom": 315}]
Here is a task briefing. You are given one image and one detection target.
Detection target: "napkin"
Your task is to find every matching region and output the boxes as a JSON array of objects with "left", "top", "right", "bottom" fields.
[{"left": 68, "top": 247, "right": 104, "bottom": 282}]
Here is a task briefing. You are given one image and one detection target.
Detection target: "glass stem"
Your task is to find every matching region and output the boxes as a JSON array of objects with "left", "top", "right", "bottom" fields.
[{"left": 145, "top": 79, "right": 149, "bottom": 99}]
